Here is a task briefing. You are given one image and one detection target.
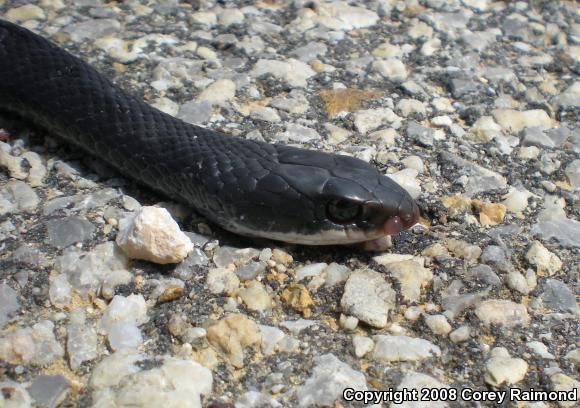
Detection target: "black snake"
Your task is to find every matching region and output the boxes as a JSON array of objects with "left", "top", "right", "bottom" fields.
[{"left": 0, "top": 20, "right": 419, "bottom": 245}]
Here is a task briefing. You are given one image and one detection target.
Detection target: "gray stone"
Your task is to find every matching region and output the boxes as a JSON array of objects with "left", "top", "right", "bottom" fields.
[
  {"left": 178, "top": 100, "right": 213, "bottom": 125},
  {"left": 521, "top": 127, "right": 556, "bottom": 148},
  {"left": 449, "top": 78, "right": 479, "bottom": 98},
  {"left": 480, "top": 245, "right": 512, "bottom": 273},
  {"left": 372, "top": 335, "right": 441, "bottom": 362},
  {"left": 468, "top": 264, "right": 502, "bottom": 287},
  {"left": 45, "top": 216, "right": 95, "bottom": 248},
  {"left": 541, "top": 279, "right": 578, "bottom": 313},
  {"left": 10, "top": 244, "right": 44, "bottom": 266},
  {"left": 274, "top": 124, "right": 321, "bottom": 143},
  {"left": 291, "top": 42, "right": 327, "bottom": 62},
  {"left": 0, "top": 283, "right": 20, "bottom": 329},
  {"left": 440, "top": 152, "right": 507, "bottom": 196},
  {"left": 1, "top": 180, "right": 39, "bottom": 215},
  {"left": 27, "top": 375, "right": 69, "bottom": 408},
  {"left": 407, "top": 121, "right": 436, "bottom": 147},
  {"left": 235, "top": 261, "right": 267, "bottom": 281},
  {"left": 63, "top": 18, "right": 121, "bottom": 42},
  {"left": 297, "top": 354, "right": 368, "bottom": 408},
  {"left": 531, "top": 218, "right": 580, "bottom": 248},
  {"left": 173, "top": 248, "right": 209, "bottom": 280},
  {"left": 552, "top": 81, "right": 580, "bottom": 110},
  {"left": 67, "top": 310, "right": 98, "bottom": 370}
]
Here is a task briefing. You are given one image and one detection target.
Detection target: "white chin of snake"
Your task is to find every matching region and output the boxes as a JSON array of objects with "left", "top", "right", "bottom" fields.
[{"left": 228, "top": 223, "right": 386, "bottom": 246}]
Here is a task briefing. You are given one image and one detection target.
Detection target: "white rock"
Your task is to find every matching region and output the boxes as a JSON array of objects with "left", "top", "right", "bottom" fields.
[
  {"left": 371, "top": 335, "right": 441, "bottom": 362},
  {"left": 372, "top": 42, "right": 402, "bottom": 58},
  {"left": 280, "top": 319, "right": 317, "bottom": 335},
  {"left": 372, "top": 58, "right": 408, "bottom": 82},
  {"left": 387, "top": 168, "right": 421, "bottom": 199},
  {"left": 396, "top": 372, "right": 450, "bottom": 408},
  {"left": 468, "top": 116, "right": 502, "bottom": 142},
  {"left": 236, "top": 391, "right": 281, "bottom": 408},
  {"left": 259, "top": 325, "right": 285, "bottom": 355},
  {"left": 314, "top": 2, "right": 378, "bottom": 31},
  {"left": 404, "top": 306, "right": 423, "bottom": 321},
  {"left": 296, "top": 262, "right": 328, "bottom": 281},
  {"left": 0, "top": 320, "right": 64, "bottom": 365},
  {"left": 324, "top": 123, "right": 351, "bottom": 145},
  {"left": 67, "top": 310, "right": 98, "bottom": 369},
  {"left": 276, "top": 123, "right": 321, "bottom": 143},
  {"left": 55, "top": 241, "right": 130, "bottom": 296},
  {"left": 492, "top": 109, "right": 552, "bottom": 133},
  {"left": 352, "top": 335, "right": 374, "bottom": 358},
  {"left": 431, "top": 97, "right": 455, "bottom": 113},
  {"left": 409, "top": 21, "right": 433, "bottom": 39},
  {"left": 297, "top": 354, "right": 369, "bottom": 408},
  {"left": 21, "top": 151, "right": 46, "bottom": 187},
  {"left": 0, "top": 380, "right": 32, "bottom": 407},
  {"left": 484, "top": 347, "right": 528, "bottom": 386},
  {"left": 206, "top": 266, "right": 240, "bottom": 295},
  {"left": 525, "top": 241, "right": 562, "bottom": 276},
  {"left": 354, "top": 108, "right": 399, "bottom": 134},
  {"left": 116, "top": 206, "right": 193, "bottom": 264},
  {"left": 502, "top": 187, "right": 532, "bottom": 216},
  {"left": 526, "top": 341, "right": 555, "bottom": 359},
  {"left": 218, "top": 9, "right": 245, "bottom": 27},
  {"left": 424, "top": 314, "right": 452, "bottom": 336},
  {"left": 239, "top": 281, "right": 272, "bottom": 311},
  {"left": 506, "top": 272, "right": 531, "bottom": 295},
  {"left": 250, "top": 107, "right": 281, "bottom": 123},
  {"left": 431, "top": 115, "right": 453, "bottom": 128},
  {"left": 49, "top": 274, "right": 72, "bottom": 308},
  {"left": 0, "top": 141, "right": 27, "bottom": 180},
  {"left": 91, "top": 352, "right": 212, "bottom": 408},
  {"left": 421, "top": 38, "right": 441, "bottom": 56},
  {"left": 550, "top": 373, "right": 580, "bottom": 408},
  {"left": 5, "top": 4, "right": 46, "bottom": 22},
  {"left": 196, "top": 46, "right": 218, "bottom": 60},
  {"left": 251, "top": 59, "right": 315, "bottom": 88},
  {"left": 396, "top": 98, "right": 426, "bottom": 117},
  {"left": 382, "top": 260, "right": 432, "bottom": 303},
  {"left": 340, "top": 269, "right": 395, "bottom": 328},
  {"left": 99, "top": 294, "right": 148, "bottom": 333},
  {"left": 323, "top": 263, "right": 351, "bottom": 287},
  {"left": 108, "top": 323, "right": 143, "bottom": 351},
  {"left": 518, "top": 145, "right": 540, "bottom": 160},
  {"left": 449, "top": 325, "right": 470, "bottom": 343},
  {"left": 475, "top": 300, "right": 530, "bottom": 327},
  {"left": 339, "top": 314, "right": 359, "bottom": 331},
  {"left": 368, "top": 128, "right": 398, "bottom": 147},
  {"left": 151, "top": 97, "right": 179, "bottom": 116},
  {"left": 191, "top": 11, "right": 216, "bottom": 26},
  {"left": 198, "top": 79, "right": 236, "bottom": 105}
]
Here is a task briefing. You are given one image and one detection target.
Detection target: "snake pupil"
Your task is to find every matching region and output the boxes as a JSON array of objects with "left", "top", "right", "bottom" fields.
[{"left": 327, "top": 199, "right": 362, "bottom": 223}]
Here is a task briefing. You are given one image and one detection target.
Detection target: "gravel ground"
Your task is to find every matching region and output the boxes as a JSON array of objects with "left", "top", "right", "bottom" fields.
[{"left": 0, "top": 0, "right": 579, "bottom": 407}]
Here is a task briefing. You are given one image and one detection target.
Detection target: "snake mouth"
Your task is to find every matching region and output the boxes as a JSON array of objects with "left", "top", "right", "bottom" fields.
[{"left": 383, "top": 200, "right": 420, "bottom": 235}]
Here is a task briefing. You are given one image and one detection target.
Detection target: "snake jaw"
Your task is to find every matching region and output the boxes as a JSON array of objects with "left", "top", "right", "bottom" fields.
[
  {"left": 383, "top": 216, "right": 403, "bottom": 235},
  {"left": 382, "top": 198, "right": 420, "bottom": 235}
]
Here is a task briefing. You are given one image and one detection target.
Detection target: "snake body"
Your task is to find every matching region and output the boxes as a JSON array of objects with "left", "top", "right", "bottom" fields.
[{"left": 0, "top": 20, "right": 418, "bottom": 245}]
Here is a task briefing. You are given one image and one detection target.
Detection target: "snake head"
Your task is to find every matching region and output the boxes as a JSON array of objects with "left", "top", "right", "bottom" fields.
[
  {"left": 319, "top": 172, "right": 420, "bottom": 243},
  {"left": 222, "top": 145, "right": 420, "bottom": 245}
]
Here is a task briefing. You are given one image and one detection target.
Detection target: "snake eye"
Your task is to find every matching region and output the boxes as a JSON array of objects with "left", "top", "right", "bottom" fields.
[{"left": 327, "top": 199, "right": 362, "bottom": 223}]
